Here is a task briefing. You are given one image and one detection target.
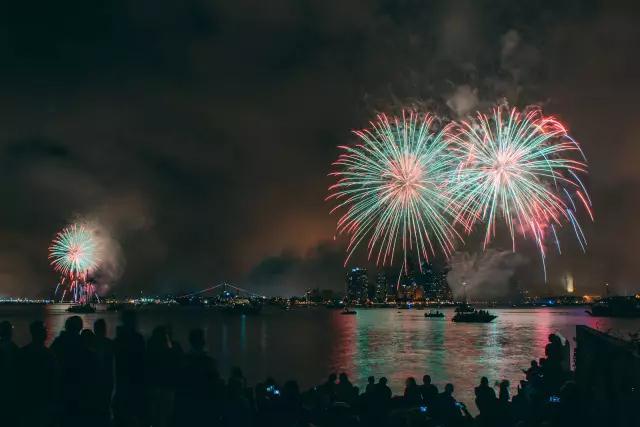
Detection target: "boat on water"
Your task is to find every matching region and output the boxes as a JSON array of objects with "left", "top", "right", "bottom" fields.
[
  {"left": 586, "top": 296, "right": 640, "bottom": 318},
  {"left": 424, "top": 310, "right": 444, "bottom": 318},
  {"left": 452, "top": 304, "right": 496, "bottom": 323},
  {"left": 341, "top": 307, "right": 357, "bottom": 315},
  {"left": 66, "top": 304, "right": 96, "bottom": 314}
]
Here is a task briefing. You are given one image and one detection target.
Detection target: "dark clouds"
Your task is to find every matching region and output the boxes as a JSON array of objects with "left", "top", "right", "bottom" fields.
[
  {"left": 0, "top": 1, "right": 639, "bottom": 296},
  {"left": 247, "top": 241, "right": 344, "bottom": 297}
]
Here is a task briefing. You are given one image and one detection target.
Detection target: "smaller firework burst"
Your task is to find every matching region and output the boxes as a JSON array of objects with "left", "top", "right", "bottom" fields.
[{"left": 49, "top": 223, "right": 101, "bottom": 303}]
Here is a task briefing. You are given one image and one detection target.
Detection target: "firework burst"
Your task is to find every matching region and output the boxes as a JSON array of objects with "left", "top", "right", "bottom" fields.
[
  {"left": 49, "top": 223, "right": 101, "bottom": 303},
  {"left": 447, "top": 105, "right": 593, "bottom": 274},
  {"left": 327, "top": 111, "right": 460, "bottom": 271}
]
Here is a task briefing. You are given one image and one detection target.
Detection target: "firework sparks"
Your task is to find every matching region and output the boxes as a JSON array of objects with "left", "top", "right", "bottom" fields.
[
  {"left": 49, "top": 223, "right": 101, "bottom": 303},
  {"left": 327, "top": 111, "right": 460, "bottom": 271},
  {"left": 447, "top": 105, "right": 592, "bottom": 275}
]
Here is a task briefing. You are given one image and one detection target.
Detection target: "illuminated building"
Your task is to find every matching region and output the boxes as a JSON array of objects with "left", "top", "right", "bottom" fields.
[
  {"left": 422, "top": 262, "right": 453, "bottom": 301},
  {"left": 346, "top": 268, "right": 368, "bottom": 303},
  {"left": 375, "top": 272, "right": 389, "bottom": 302}
]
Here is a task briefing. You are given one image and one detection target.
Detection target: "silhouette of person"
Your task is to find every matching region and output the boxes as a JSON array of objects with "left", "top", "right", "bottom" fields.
[
  {"left": 230, "top": 366, "right": 248, "bottom": 392},
  {"left": 436, "top": 383, "right": 464, "bottom": 427},
  {"left": 174, "top": 328, "right": 219, "bottom": 426},
  {"left": 278, "top": 380, "right": 307, "bottom": 427},
  {"left": 365, "top": 376, "right": 376, "bottom": 395},
  {"left": 361, "top": 376, "right": 379, "bottom": 426},
  {"left": 0, "top": 320, "right": 19, "bottom": 425},
  {"left": 558, "top": 334, "right": 571, "bottom": 373},
  {"left": 419, "top": 374, "right": 439, "bottom": 406},
  {"left": 373, "top": 376, "right": 392, "bottom": 422},
  {"left": 544, "top": 334, "right": 565, "bottom": 392},
  {"left": 0, "top": 320, "right": 18, "bottom": 356},
  {"left": 17, "top": 321, "right": 57, "bottom": 427},
  {"left": 113, "top": 311, "right": 146, "bottom": 427},
  {"left": 474, "top": 376, "right": 496, "bottom": 417},
  {"left": 511, "top": 380, "right": 531, "bottom": 424},
  {"left": 495, "top": 380, "right": 513, "bottom": 427},
  {"left": 146, "top": 325, "right": 183, "bottom": 427},
  {"left": 93, "top": 319, "right": 114, "bottom": 427},
  {"left": 335, "top": 372, "right": 357, "bottom": 404},
  {"left": 376, "top": 377, "right": 392, "bottom": 402},
  {"left": 51, "top": 315, "right": 88, "bottom": 427},
  {"left": 225, "top": 371, "right": 252, "bottom": 427},
  {"left": 554, "top": 380, "right": 580, "bottom": 426},
  {"left": 403, "top": 377, "right": 422, "bottom": 406},
  {"left": 545, "top": 334, "right": 563, "bottom": 364},
  {"left": 318, "top": 373, "right": 337, "bottom": 404},
  {"left": 78, "top": 329, "right": 101, "bottom": 424},
  {"left": 523, "top": 360, "right": 540, "bottom": 382}
]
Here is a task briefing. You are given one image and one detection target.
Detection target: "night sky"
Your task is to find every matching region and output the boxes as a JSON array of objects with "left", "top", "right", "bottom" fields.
[{"left": 1, "top": 1, "right": 639, "bottom": 297}]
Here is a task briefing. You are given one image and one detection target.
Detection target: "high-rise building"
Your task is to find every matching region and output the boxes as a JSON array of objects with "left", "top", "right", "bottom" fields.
[
  {"left": 422, "top": 261, "right": 453, "bottom": 302},
  {"left": 346, "top": 268, "right": 368, "bottom": 302},
  {"left": 375, "top": 272, "right": 389, "bottom": 302}
]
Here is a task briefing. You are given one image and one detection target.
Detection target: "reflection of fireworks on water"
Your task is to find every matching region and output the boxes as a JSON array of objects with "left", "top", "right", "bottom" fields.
[
  {"left": 447, "top": 105, "right": 593, "bottom": 277},
  {"left": 327, "top": 111, "right": 460, "bottom": 272},
  {"left": 49, "top": 223, "right": 101, "bottom": 303}
]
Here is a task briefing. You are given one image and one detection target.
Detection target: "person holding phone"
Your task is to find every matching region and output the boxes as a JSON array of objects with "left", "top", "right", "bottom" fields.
[{"left": 435, "top": 383, "right": 466, "bottom": 426}]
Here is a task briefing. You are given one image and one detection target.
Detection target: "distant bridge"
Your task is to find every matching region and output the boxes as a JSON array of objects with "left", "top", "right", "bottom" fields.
[{"left": 178, "top": 283, "right": 265, "bottom": 299}]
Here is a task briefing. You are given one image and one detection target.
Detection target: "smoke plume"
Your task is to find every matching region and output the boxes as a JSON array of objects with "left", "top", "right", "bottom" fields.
[{"left": 447, "top": 249, "right": 527, "bottom": 299}]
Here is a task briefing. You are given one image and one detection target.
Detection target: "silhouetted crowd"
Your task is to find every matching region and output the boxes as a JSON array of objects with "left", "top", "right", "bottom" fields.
[{"left": 0, "top": 313, "right": 579, "bottom": 427}]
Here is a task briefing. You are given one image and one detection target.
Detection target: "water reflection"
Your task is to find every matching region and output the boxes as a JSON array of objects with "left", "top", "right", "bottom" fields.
[
  {"left": 329, "top": 310, "right": 357, "bottom": 377},
  {"left": 2, "top": 305, "right": 639, "bottom": 410}
]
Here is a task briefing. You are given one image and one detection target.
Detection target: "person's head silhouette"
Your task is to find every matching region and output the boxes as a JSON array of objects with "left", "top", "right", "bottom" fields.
[
  {"left": 423, "top": 374, "right": 432, "bottom": 385},
  {"left": 65, "top": 316, "right": 83, "bottom": 335},
  {"left": 480, "top": 376, "right": 489, "bottom": 386},
  {"left": 94, "top": 319, "right": 107, "bottom": 338},
  {"left": 29, "top": 321, "right": 47, "bottom": 345},
  {"left": 444, "top": 383, "right": 454, "bottom": 395}
]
